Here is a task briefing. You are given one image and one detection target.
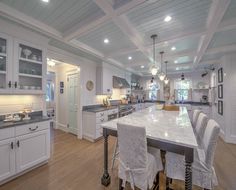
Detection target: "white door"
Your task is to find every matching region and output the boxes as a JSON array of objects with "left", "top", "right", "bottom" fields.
[
  {"left": 67, "top": 73, "right": 78, "bottom": 135},
  {"left": 0, "top": 138, "right": 15, "bottom": 181},
  {"left": 15, "top": 130, "right": 50, "bottom": 173}
]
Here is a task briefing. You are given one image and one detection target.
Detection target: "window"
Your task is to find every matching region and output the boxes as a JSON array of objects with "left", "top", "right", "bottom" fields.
[
  {"left": 174, "top": 79, "right": 192, "bottom": 101},
  {"left": 46, "top": 80, "right": 54, "bottom": 102},
  {"left": 148, "top": 81, "right": 160, "bottom": 100}
]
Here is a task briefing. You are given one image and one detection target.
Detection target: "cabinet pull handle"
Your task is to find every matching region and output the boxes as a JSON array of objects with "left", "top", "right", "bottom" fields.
[
  {"left": 8, "top": 81, "right": 11, "bottom": 88},
  {"left": 29, "top": 126, "right": 38, "bottom": 131},
  {"left": 17, "top": 140, "right": 20, "bottom": 147},
  {"left": 14, "top": 81, "right": 17, "bottom": 88},
  {"left": 11, "top": 142, "right": 14, "bottom": 149}
]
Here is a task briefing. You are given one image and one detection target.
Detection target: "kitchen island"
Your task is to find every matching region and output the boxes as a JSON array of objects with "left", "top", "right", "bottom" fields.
[{"left": 101, "top": 105, "right": 198, "bottom": 190}]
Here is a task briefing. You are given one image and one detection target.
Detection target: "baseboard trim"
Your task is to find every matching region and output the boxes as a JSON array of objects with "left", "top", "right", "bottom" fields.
[{"left": 0, "top": 160, "right": 48, "bottom": 185}]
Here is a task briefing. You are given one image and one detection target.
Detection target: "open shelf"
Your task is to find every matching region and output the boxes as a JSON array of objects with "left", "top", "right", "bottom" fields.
[
  {"left": 19, "top": 57, "right": 42, "bottom": 64},
  {"left": 19, "top": 73, "right": 42, "bottom": 78}
]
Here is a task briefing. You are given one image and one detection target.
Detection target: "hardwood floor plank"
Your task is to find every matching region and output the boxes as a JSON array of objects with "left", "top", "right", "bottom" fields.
[{"left": 0, "top": 129, "right": 235, "bottom": 190}]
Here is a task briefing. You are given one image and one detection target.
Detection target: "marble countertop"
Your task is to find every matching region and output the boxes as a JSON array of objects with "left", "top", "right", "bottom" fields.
[
  {"left": 101, "top": 105, "right": 198, "bottom": 149},
  {"left": 0, "top": 116, "right": 51, "bottom": 129}
]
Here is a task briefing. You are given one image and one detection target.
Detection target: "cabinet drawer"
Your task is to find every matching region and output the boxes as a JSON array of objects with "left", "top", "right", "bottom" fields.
[
  {"left": 96, "top": 111, "right": 106, "bottom": 118},
  {"left": 15, "top": 121, "right": 49, "bottom": 136},
  {"left": 0, "top": 127, "right": 15, "bottom": 141},
  {"left": 96, "top": 117, "right": 107, "bottom": 124},
  {"left": 107, "top": 108, "right": 118, "bottom": 115},
  {"left": 95, "top": 128, "right": 103, "bottom": 139}
]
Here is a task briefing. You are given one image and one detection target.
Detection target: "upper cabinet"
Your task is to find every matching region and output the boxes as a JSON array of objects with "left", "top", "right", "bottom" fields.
[
  {"left": 0, "top": 32, "right": 46, "bottom": 95},
  {"left": 96, "top": 66, "right": 113, "bottom": 95},
  {"left": 0, "top": 33, "right": 12, "bottom": 94}
]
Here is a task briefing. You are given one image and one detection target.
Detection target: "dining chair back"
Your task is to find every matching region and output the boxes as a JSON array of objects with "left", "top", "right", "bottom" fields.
[
  {"left": 192, "top": 109, "right": 202, "bottom": 128},
  {"left": 117, "top": 123, "right": 160, "bottom": 190},
  {"left": 195, "top": 113, "right": 208, "bottom": 145},
  {"left": 202, "top": 119, "right": 220, "bottom": 167}
]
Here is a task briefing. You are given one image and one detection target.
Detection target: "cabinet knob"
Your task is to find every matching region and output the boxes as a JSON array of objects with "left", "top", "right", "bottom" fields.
[
  {"left": 8, "top": 81, "right": 11, "bottom": 88},
  {"left": 14, "top": 81, "right": 18, "bottom": 88},
  {"left": 17, "top": 140, "right": 20, "bottom": 147}
]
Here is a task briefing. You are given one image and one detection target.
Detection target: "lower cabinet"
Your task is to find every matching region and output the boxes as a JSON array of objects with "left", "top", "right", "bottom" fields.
[
  {"left": 0, "top": 121, "right": 50, "bottom": 183},
  {"left": 16, "top": 130, "right": 50, "bottom": 173},
  {"left": 0, "top": 138, "right": 15, "bottom": 182}
]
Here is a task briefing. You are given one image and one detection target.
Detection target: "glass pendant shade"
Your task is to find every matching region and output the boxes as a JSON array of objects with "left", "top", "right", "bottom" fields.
[
  {"left": 159, "top": 72, "right": 165, "bottom": 81},
  {"left": 164, "top": 77, "right": 169, "bottom": 84},
  {"left": 151, "top": 65, "right": 158, "bottom": 76}
]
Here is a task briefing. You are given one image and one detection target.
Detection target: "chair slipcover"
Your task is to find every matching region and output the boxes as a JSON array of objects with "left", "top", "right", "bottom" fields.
[
  {"left": 165, "top": 119, "right": 220, "bottom": 189},
  {"left": 192, "top": 109, "right": 202, "bottom": 128},
  {"left": 194, "top": 113, "right": 208, "bottom": 146},
  {"left": 117, "top": 123, "right": 162, "bottom": 190}
]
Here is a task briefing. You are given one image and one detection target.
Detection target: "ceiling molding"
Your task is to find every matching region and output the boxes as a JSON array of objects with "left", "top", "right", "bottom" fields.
[
  {"left": 0, "top": 2, "right": 62, "bottom": 39},
  {"left": 93, "top": 0, "right": 152, "bottom": 62},
  {"left": 63, "top": 16, "right": 110, "bottom": 41},
  {"left": 194, "top": 0, "right": 231, "bottom": 66}
]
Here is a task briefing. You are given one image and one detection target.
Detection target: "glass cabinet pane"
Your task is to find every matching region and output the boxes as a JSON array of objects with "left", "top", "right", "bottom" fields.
[
  {"left": 0, "top": 38, "right": 7, "bottom": 54},
  {"left": 19, "top": 44, "right": 42, "bottom": 62},
  {"left": 17, "top": 43, "right": 43, "bottom": 91},
  {"left": 0, "top": 37, "right": 7, "bottom": 90}
]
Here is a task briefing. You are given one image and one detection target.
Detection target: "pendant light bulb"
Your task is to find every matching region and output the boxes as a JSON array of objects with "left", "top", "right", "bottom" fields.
[
  {"left": 159, "top": 73, "right": 165, "bottom": 81},
  {"left": 151, "top": 65, "right": 158, "bottom": 76},
  {"left": 164, "top": 77, "right": 169, "bottom": 84}
]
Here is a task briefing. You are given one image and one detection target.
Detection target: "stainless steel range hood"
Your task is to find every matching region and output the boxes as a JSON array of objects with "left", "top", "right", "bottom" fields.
[{"left": 113, "top": 76, "right": 130, "bottom": 88}]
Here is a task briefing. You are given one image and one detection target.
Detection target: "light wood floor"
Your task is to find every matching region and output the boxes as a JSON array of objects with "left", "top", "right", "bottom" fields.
[{"left": 0, "top": 128, "right": 236, "bottom": 190}]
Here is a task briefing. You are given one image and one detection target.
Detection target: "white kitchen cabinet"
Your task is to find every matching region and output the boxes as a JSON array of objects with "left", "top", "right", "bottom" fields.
[
  {"left": 15, "top": 129, "right": 50, "bottom": 173},
  {"left": 0, "top": 33, "right": 13, "bottom": 94},
  {"left": 0, "top": 138, "right": 15, "bottom": 182},
  {"left": 83, "top": 108, "right": 118, "bottom": 142},
  {"left": 0, "top": 32, "right": 46, "bottom": 95},
  {"left": 0, "top": 121, "right": 50, "bottom": 184},
  {"left": 96, "top": 66, "right": 113, "bottom": 95}
]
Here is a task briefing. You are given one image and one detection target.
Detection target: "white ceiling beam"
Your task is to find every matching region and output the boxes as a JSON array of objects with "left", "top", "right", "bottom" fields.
[
  {"left": 0, "top": 2, "right": 62, "bottom": 39},
  {"left": 93, "top": 0, "right": 151, "bottom": 61},
  {"left": 194, "top": 0, "right": 231, "bottom": 66},
  {"left": 206, "top": 44, "right": 236, "bottom": 55},
  {"left": 217, "top": 17, "right": 236, "bottom": 32},
  {"left": 115, "top": 0, "right": 146, "bottom": 15}
]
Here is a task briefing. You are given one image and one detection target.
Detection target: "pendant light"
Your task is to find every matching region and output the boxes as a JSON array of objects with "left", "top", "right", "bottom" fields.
[
  {"left": 159, "top": 51, "right": 165, "bottom": 81},
  {"left": 164, "top": 61, "right": 169, "bottom": 84},
  {"left": 150, "top": 34, "right": 159, "bottom": 76}
]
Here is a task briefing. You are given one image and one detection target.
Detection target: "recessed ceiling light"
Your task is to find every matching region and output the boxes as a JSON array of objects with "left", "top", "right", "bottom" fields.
[
  {"left": 164, "top": 15, "right": 172, "bottom": 22},
  {"left": 174, "top": 60, "right": 178, "bottom": 64},
  {"left": 128, "top": 56, "right": 132, "bottom": 60},
  {"left": 104, "top": 38, "right": 109, "bottom": 44},
  {"left": 171, "top": 46, "right": 176, "bottom": 51},
  {"left": 41, "top": 0, "right": 49, "bottom": 3},
  {"left": 141, "top": 65, "right": 144, "bottom": 68},
  {"left": 176, "top": 67, "right": 180, "bottom": 70}
]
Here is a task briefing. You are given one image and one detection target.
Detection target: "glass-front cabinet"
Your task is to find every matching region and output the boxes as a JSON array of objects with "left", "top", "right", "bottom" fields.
[
  {"left": 0, "top": 32, "right": 46, "bottom": 94},
  {"left": 0, "top": 33, "right": 12, "bottom": 94},
  {"left": 13, "top": 40, "right": 46, "bottom": 94}
]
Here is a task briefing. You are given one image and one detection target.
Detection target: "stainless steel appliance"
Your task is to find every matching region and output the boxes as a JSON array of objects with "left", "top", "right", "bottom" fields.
[{"left": 118, "top": 104, "right": 134, "bottom": 117}]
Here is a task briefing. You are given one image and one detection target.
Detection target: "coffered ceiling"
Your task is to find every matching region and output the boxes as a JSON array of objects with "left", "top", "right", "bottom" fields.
[{"left": 0, "top": 0, "right": 236, "bottom": 75}]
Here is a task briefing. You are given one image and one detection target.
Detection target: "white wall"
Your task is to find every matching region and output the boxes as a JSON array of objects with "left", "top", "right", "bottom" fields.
[{"left": 210, "top": 53, "right": 236, "bottom": 144}]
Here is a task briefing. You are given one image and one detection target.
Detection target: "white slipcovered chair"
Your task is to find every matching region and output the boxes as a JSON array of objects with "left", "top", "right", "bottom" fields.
[
  {"left": 117, "top": 123, "right": 163, "bottom": 190},
  {"left": 194, "top": 113, "right": 208, "bottom": 146},
  {"left": 192, "top": 109, "right": 202, "bottom": 128},
  {"left": 165, "top": 119, "right": 220, "bottom": 190}
]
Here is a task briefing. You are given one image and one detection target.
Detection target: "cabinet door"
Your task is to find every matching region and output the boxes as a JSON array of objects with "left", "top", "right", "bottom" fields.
[
  {"left": 0, "top": 138, "right": 15, "bottom": 181},
  {"left": 13, "top": 40, "right": 46, "bottom": 94},
  {"left": 16, "top": 129, "right": 50, "bottom": 173},
  {"left": 0, "top": 33, "right": 13, "bottom": 94},
  {"left": 102, "top": 67, "right": 113, "bottom": 95}
]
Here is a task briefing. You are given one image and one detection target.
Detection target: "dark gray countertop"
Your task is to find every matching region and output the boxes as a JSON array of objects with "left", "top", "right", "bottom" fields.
[
  {"left": 0, "top": 116, "right": 51, "bottom": 129},
  {"left": 83, "top": 106, "right": 118, "bottom": 113}
]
